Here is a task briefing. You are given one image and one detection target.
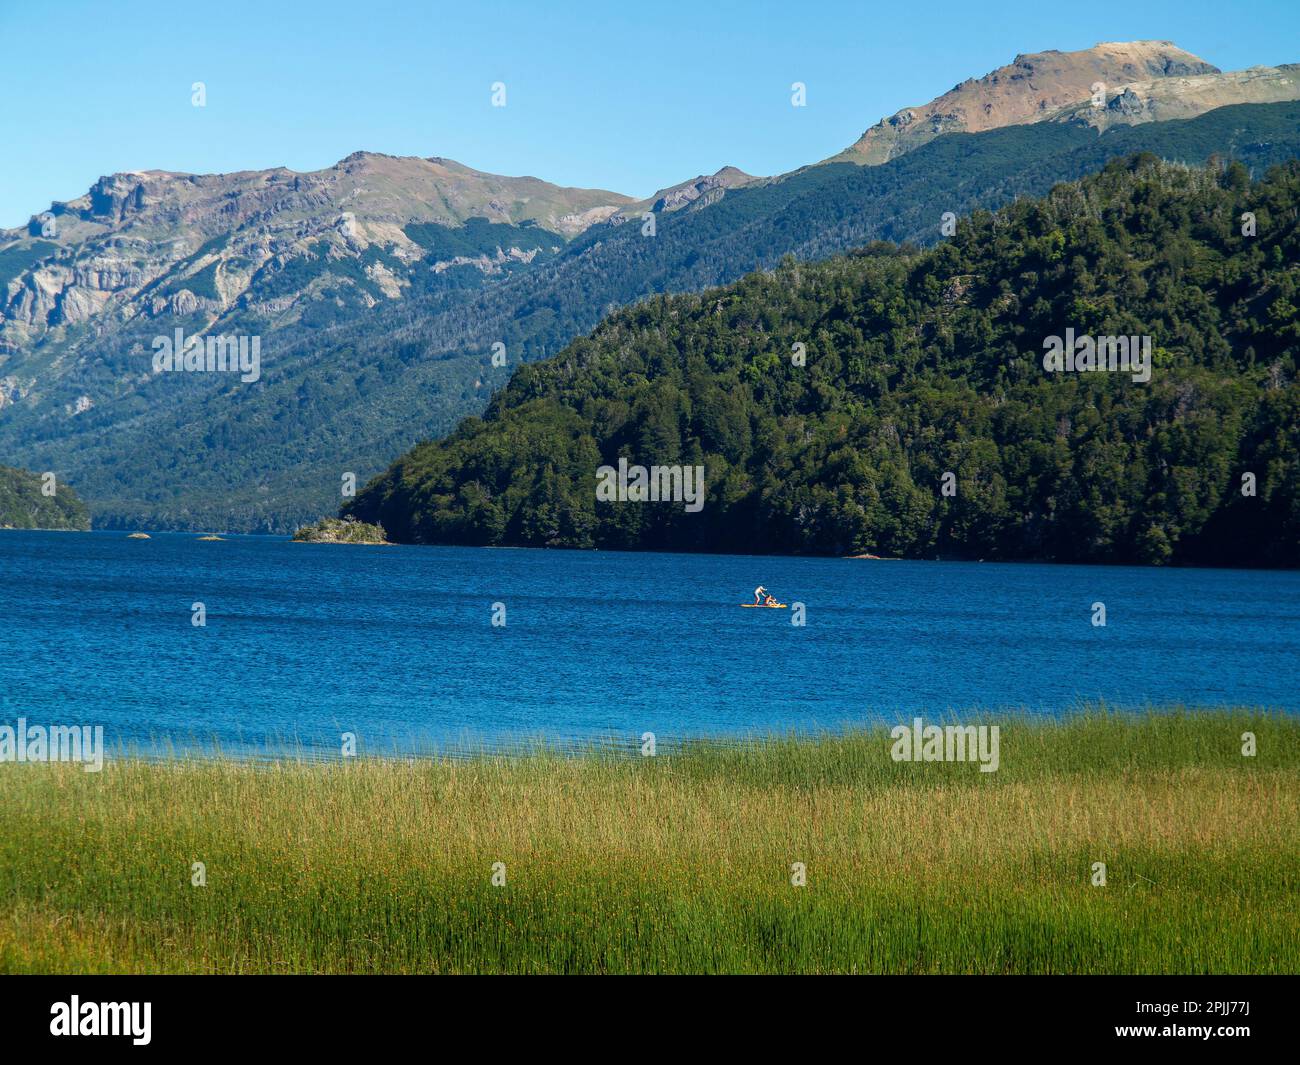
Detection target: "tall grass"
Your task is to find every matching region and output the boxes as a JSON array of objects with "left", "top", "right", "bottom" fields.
[{"left": 1, "top": 709, "right": 1296, "bottom": 973}]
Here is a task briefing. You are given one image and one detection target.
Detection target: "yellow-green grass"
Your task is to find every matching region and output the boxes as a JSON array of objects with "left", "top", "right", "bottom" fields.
[{"left": 1, "top": 709, "right": 1296, "bottom": 974}]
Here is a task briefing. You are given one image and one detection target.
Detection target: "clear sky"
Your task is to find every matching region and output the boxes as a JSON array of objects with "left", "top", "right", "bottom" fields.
[{"left": 3, "top": 0, "right": 1298, "bottom": 227}]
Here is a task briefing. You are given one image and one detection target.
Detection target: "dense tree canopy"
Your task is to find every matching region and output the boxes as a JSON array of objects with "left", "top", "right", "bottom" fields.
[{"left": 347, "top": 156, "right": 1300, "bottom": 567}]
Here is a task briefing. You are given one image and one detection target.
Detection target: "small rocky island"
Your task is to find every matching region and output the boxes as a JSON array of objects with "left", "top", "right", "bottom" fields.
[{"left": 292, "top": 516, "right": 390, "bottom": 545}]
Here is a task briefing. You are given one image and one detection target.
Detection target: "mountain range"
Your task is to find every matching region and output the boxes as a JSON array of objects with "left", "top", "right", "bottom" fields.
[{"left": 2, "top": 40, "right": 1298, "bottom": 531}]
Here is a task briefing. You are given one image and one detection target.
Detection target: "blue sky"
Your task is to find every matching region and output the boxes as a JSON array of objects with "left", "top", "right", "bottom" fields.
[{"left": 3, "top": 0, "right": 1298, "bottom": 227}]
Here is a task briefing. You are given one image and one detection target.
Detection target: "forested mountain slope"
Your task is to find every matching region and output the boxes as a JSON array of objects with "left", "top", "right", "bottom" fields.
[
  {"left": 347, "top": 156, "right": 1300, "bottom": 567},
  {"left": 0, "top": 465, "right": 89, "bottom": 530}
]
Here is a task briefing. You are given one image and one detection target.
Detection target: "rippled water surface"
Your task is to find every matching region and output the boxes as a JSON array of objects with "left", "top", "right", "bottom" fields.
[{"left": 3, "top": 530, "right": 1297, "bottom": 756}]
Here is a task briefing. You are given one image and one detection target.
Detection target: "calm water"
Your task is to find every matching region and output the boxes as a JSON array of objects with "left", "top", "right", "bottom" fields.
[{"left": 2, "top": 530, "right": 1297, "bottom": 756}]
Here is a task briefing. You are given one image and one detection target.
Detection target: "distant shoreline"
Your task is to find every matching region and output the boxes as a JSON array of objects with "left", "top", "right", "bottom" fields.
[{"left": 5, "top": 526, "right": 1297, "bottom": 573}]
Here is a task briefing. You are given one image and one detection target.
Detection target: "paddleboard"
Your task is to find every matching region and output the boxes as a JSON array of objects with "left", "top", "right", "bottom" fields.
[{"left": 740, "top": 603, "right": 788, "bottom": 608}]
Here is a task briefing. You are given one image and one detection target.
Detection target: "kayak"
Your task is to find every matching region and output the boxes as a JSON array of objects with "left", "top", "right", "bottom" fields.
[{"left": 741, "top": 602, "right": 788, "bottom": 608}]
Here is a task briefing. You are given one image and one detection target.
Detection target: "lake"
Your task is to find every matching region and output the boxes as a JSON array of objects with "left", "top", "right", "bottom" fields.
[{"left": 3, "top": 530, "right": 1297, "bottom": 757}]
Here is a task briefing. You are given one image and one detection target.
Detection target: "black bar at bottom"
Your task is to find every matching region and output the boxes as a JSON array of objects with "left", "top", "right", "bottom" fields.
[{"left": 1, "top": 974, "right": 1294, "bottom": 1052}]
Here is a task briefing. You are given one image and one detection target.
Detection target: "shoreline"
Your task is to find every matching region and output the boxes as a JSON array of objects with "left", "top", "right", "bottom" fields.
[
  {"left": 22, "top": 703, "right": 1298, "bottom": 768},
  {"left": 7, "top": 527, "right": 1296, "bottom": 574}
]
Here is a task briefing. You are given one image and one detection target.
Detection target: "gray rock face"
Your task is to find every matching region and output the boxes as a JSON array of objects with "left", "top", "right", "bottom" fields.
[
  {"left": 0, "top": 152, "right": 634, "bottom": 348},
  {"left": 1160, "top": 56, "right": 1217, "bottom": 77},
  {"left": 1052, "top": 63, "right": 1300, "bottom": 132},
  {"left": 1110, "top": 87, "right": 1145, "bottom": 116},
  {"left": 615, "top": 166, "right": 760, "bottom": 222},
  {"left": 169, "top": 289, "right": 200, "bottom": 316}
]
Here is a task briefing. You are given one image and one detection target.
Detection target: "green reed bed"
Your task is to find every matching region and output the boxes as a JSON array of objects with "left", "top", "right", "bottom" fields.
[{"left": 1, "top": 708, "right": 1296, "bottom": 973}]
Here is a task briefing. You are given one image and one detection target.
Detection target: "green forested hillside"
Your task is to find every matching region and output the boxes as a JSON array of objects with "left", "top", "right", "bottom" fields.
[
  {"left": 346, "top": 156, "right": 1300, "bottom": 567},
  {"left": 0, "top": 465, "right": 90, "bottom": 530}
]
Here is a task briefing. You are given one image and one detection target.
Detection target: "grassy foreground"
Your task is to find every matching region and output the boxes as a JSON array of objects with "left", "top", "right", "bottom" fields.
[{"left": 1, "top": 710, "right": 1296, "bottom": 974}]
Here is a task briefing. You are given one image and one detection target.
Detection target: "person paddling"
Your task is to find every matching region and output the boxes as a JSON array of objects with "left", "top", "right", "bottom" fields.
[{"left": 753, "top": 585, "right": 768, "bottom": 605}]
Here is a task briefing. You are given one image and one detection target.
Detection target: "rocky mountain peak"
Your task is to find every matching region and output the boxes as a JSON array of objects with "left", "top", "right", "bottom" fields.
[{"left": 829, "top": 40, "right": 1225, "bottom": 165}]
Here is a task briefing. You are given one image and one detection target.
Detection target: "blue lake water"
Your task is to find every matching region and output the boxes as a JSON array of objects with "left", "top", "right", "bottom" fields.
[{"left": 2, "top": 530, "right": 1297, "bottom": 757}]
